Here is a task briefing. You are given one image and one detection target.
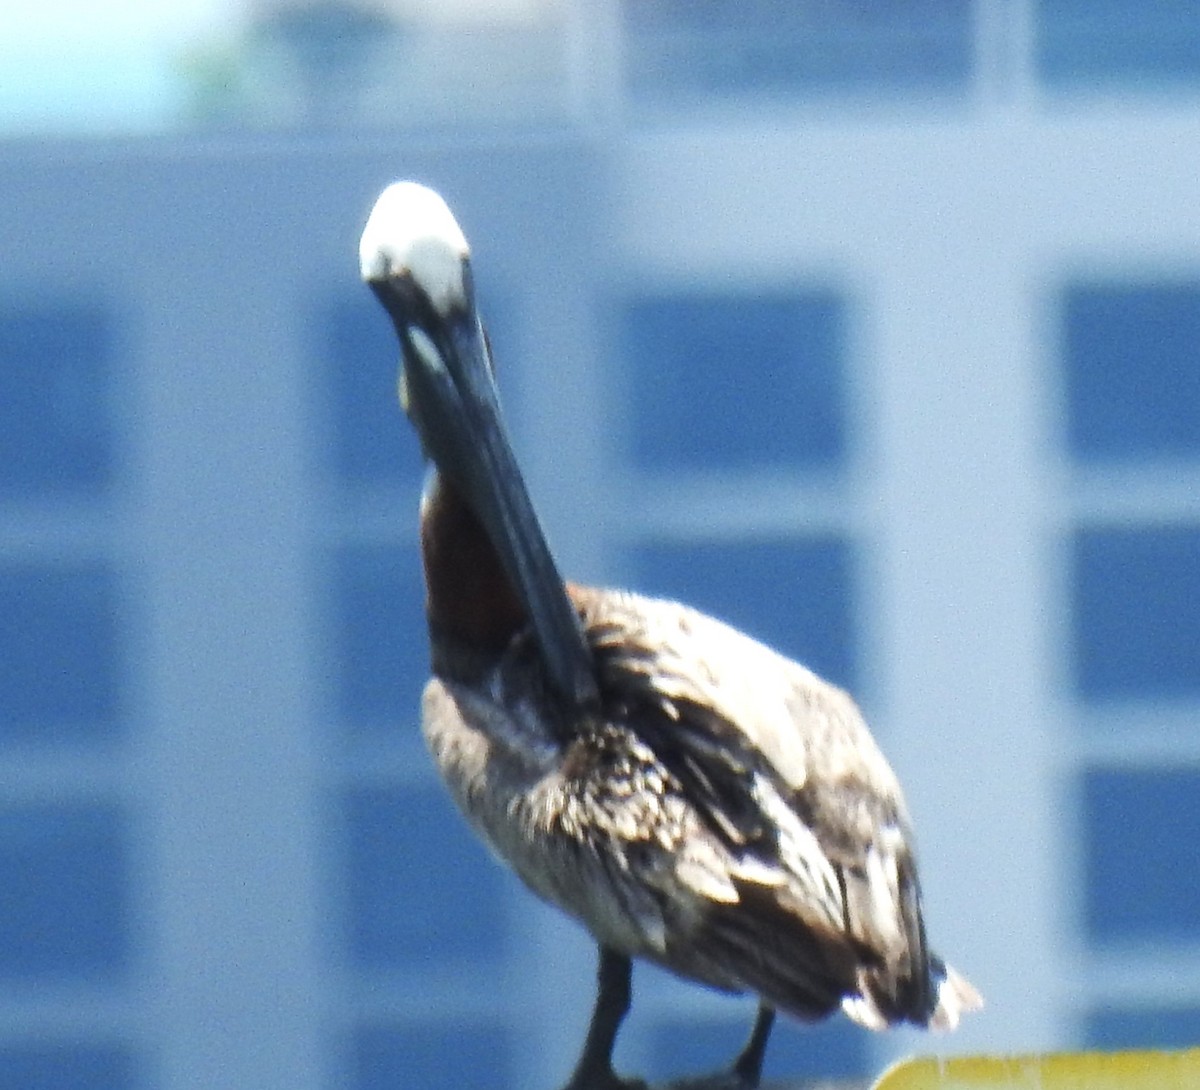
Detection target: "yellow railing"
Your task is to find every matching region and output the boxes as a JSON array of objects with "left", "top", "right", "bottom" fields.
[{"left": 875, "top": 1048, "right": 1200, "bottom": 1090}]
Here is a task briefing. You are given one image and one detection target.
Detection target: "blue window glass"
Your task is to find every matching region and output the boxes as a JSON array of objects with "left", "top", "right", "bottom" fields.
[
  {"left": 1037, "top": 1, "right": 1200, "bottom": 88},
  {"left": 340, "top": 784, "right": 507, "bottom": 972},
  {"left": 0, "top": 563, "right": 122, "bottom": 743},
  {"left": 318, "top": 286, "right": 513, "bottom": 486},
  {"left": 0, "top": 1041, "right": 137, "bottom": 1090},
  {"left": 318, "top": 288, "right": 424, "bottom": 486},
  {"left": 1062, "top": 282, "right": 1200, "bottom": 462},
  {"left": 624, "top": 0, "right": 973, "bottom": 99},
  {"left": 624, "top": 292, "right": 848, "bottom": 474},
  {"left": 646, "top": 1013, "right": 866, "bottom": 1085},
  {"left": 1083, "top": 767, "right": 1200, "bottom": 945},
  {"left": 1071, "top": 525, "right": 1200, "bottom": 701},
  {"left": 351, "top": 1022, "right": 511, "bottom": 1090},
  {"left": 0, "top": 802, "right": 131, "bottom": 982},
  {"left": 0, "top": 300, "right": 115, "bottom": 497},
  {"left": 631, "top": 537, "right": 856, "bottom": 690},
  {"left": 329, "top": 545, "right": 426, "bottom": 731},
  {"left": 1087, "top": 1004, "right": 1200, "bottom": 1050}
]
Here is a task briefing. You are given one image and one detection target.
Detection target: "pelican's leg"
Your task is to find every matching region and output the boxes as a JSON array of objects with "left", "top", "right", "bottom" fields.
[
  {"left": 562, "top": 946, "right": 645, "bottom": 1090},
  {"left": 729, "top": 1004, "right": 774, "bottom": 1087}
]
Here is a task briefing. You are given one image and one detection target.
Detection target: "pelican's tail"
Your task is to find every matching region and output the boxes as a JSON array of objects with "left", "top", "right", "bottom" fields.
[
  {"left": 842, "top": 954, "right": 983, "bottom": 1032},
  {"left": 925, "top": 958, "right": 984, "bottom": 1031}
]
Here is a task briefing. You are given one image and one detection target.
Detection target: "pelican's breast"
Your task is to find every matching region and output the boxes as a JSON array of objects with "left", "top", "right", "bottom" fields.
[{"left": 420, "top": 673, "right": 673, "bottom": 959}]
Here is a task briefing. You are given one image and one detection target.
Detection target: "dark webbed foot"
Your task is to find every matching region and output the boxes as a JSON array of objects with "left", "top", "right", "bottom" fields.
[
  {"left": 563, "top": 1072, "right": 648, "bottom": 1090},
  {"left": 658, "top": 1075, "right": 758, "bottom": 1090},
  {"left": 561, "top": 952, "right": 773, "bottom": 1090},
  {"left": 563, "top": 1069, "right": 647, "bottom": 1090},
  {"left": 730, "top": 1004, "right": 775, "bottom": 1087},
  {"left": 562, "top": 948, "right": 647, "bottom": 1090},
  {"left": 658, "top": 1004, "right": 776, "bottom": 1090}
]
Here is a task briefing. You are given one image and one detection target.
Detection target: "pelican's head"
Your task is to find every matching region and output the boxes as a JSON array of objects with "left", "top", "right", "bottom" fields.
[
  {"left": 359, "top": 181, "right": 471, "bottom": 319},
  {"left": 358, "top": 181, "right": 498, "bottom": 476},
  {"left": 358, "top": 180, "right": 597, "bottom": 709}
]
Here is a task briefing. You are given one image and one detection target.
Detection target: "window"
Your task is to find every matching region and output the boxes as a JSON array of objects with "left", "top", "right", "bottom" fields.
[
  {"left": 340, "top": 784, "right": 508, "bottom": 972},
  {"left": 0, "top": 300, "right": 115, "bottom": 496},
  {"left": 631, "top": 537, "right": 857, "bottom": 690},
  {"left": 0, "top": 801, "right": 131, "bottom": 981},
  {"left": 1037, "top": 1, "right": 1200, "bottom": 89},
  {"left": 1086, "top": 1004, "right": 1200, "bottom": 1050},
  {"left": 1083, "top": 767, "right": 1200, "bottom": 945},
  {"left": 623, "top": 291, "right": 849, "bottom": 475},
  {"left": 328, "top": 545, "right": 427, "bottom": 732},
  {"left": 0, "top": 1041, "right": 137, "bottom": 1090},
  {"left": 647, "top": 1013, "right": 865, "bottom": 1084},
  {"left": 318, "top": 290, "right": 423, "bottom": 486},
  {"left": 318, "top": 286, "right": 515, "bottom": 486},
  {"left": 624, "top": 0, "right": 973, "bottom": 100},
  {"left": 0, "top": 563, "right": 122, "bottom": 743},
  {"left": 351, "top": 1021, "right": 512, "bottom": 1090},
  {"left": 1070, "top": 525, "right": 1200, "bottom": 702},
  {"left": 1062, "top": 281, "right": 1200, "bottom": 462}
]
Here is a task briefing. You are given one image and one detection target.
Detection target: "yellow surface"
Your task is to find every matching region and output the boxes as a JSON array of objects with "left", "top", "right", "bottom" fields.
[{"left": 875, "top": 1048, "right": 1200, "bottom": 1090}]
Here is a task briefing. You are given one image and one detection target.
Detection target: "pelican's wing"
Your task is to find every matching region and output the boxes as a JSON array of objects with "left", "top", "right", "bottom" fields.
[
  {"left": 571, "top": 585, "right": 979, "bottom": 1028},
  {"left": 575, "top": 585, "right": 903, "bottom": 835}
]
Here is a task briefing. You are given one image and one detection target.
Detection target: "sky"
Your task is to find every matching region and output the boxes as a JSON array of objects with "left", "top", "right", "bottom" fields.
[
  {"left": 0, "top": 0, "right": 241, "bottom": 131},
  {"left": 0, "top": 0, "right": 550, "bottom": 134}
]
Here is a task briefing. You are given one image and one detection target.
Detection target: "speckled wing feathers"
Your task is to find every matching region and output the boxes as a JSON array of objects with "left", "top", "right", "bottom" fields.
[
  {"left": 572, "top": 585, "right": 975, "bottom": 1029},
  {"left": 424, "top": 582, "right": 980, "bottom": 1031}
]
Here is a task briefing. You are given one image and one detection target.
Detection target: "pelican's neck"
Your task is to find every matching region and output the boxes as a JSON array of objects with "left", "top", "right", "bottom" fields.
[{"left": 419, "top": 469, "right": 528, "bottom": 659}]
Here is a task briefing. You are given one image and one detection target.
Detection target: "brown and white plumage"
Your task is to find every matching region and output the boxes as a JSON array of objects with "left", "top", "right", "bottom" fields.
[
  {"left": 425, "top": 584, "right": 979, "bottom": 1035},
  {"left": 360, "top": 181, "right": 980, "bottom": 1089}
]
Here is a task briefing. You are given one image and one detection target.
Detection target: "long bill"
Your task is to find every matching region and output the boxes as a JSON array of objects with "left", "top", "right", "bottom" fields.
[{"left": 395, "top": 296, "right": 600, "bottom": 713}]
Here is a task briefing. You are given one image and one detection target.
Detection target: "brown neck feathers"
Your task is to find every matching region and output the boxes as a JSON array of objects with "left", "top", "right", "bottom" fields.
[{"left": 419, "top": 470, "right": 527, "bottom": 655}]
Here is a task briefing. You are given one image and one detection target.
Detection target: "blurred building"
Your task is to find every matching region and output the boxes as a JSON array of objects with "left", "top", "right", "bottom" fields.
[{"left": 1, "top": 3, "right": 1200, "bottom": 1089}]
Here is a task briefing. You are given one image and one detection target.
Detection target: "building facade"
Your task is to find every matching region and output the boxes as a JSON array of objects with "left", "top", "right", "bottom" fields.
[{"left": 1, "top": 4, "right": 1199, "bottom": 1088}]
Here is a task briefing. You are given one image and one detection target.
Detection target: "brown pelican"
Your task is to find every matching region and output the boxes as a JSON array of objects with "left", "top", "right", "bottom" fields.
[{"left": 358, "top": 182, "right": 981, "bottom": 1089}]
